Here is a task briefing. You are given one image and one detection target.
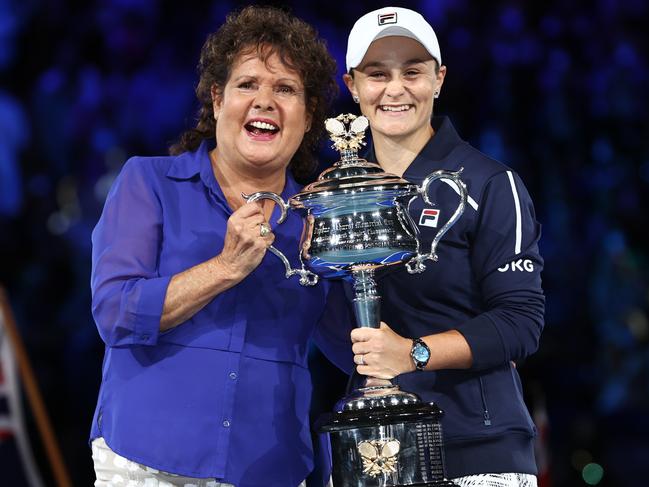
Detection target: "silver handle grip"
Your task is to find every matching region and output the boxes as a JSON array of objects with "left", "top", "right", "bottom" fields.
[
  {"left": 406, "top": 168, "right": 468, "bottom": 274},
  {"left": 243, "top": 192, "right": 319, "bottom": 286}
]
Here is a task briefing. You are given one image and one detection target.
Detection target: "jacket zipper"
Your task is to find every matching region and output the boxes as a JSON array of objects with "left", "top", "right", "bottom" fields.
[{"left": 478, "top": 377, "right": 492, "bottom": 426}]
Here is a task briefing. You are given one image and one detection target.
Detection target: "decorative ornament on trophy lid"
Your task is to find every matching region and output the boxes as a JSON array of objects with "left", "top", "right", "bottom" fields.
[
  {"left": 325, "top": 113, "right": 369, "bottom": 159},
  {"left": 245, "top": 114, "right": 466, "bottom": 486}
]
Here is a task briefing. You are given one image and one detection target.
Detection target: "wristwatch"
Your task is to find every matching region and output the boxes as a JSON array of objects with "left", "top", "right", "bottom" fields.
[{"left": 410, "top": 338, "right": 431, "bottom": 371}]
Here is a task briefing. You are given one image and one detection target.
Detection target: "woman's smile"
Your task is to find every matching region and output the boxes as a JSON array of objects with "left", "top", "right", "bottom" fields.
[
  {"left": 378, "top": 104, "right": 414, "bottom": 114},
  {"left": 244, "top": 117, "right": 281, "bottom": 141}
]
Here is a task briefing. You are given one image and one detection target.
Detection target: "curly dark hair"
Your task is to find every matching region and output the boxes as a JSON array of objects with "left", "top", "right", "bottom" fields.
[{"left": 169, "top": 5, "right": 338, "bottom": 181}]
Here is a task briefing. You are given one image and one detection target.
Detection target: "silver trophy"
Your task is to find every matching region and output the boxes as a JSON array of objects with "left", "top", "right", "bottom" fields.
[{"left": 246, "top": 114, "right": 466, "bottom": 486}]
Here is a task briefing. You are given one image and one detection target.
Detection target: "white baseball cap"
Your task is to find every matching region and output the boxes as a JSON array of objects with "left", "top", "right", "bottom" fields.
[{"left": 346, "top": 7, "right": 442, "bottom": 72}]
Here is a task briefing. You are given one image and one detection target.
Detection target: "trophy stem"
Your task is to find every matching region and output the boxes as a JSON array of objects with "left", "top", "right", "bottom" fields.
[
  {"left": 349, "top": 268, "right": 395, "bottom": 392},
  {"left": 351, "top": 268, "right": 381, "bottom": 329}
]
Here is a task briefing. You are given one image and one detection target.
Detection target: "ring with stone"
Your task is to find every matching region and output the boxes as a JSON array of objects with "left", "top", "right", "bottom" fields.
[{"left": 259, "top": 223, "right": 271, "bottom": 237}]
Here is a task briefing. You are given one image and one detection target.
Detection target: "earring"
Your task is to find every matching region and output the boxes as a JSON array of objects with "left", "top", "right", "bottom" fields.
[
  {"left": 433, "top": 90, "right": 440, "bottom": 99},
  {"left": 353, "top": 96, "right": 360, "bottom": 104}
]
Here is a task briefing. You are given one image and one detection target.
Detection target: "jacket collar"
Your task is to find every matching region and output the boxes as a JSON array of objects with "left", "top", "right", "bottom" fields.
[
  {"left": 166, "top": 139, "right": 211, "bottom": 180},
  {"left": 365, "top": 116, "right": 465, "bottom": 179}
]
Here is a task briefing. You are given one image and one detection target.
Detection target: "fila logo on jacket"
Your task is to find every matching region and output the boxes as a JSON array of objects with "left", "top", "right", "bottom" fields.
[{"left": 419, "top": 209, "right": 441, "bottom": 228}]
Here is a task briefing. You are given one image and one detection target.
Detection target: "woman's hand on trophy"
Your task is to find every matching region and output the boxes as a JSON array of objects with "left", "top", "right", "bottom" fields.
[
  {"left": 214, "top": 202, "right": 275, "bottom": 282},
  {"left": 351, "top": 322, "right": 415, "bottom": 379}
]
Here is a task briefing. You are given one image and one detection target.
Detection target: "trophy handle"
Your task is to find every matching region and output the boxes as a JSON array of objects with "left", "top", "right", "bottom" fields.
[
  {"left": 244, "top": 192, "right": 319, "bottom": 286},
  {"left": 406, "top": 168, "right": 467, "bottom": 274}
]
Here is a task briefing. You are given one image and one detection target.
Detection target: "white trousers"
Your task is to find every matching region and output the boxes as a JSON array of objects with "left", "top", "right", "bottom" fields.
[
  {"left": 92, "top": 437, "right": 308, "bottom": 487},
  {"left": 451, "top": 473, "right": 538, "bottom": 487},
  {"left": 95, "top": 435, "right": 530, "bottom": 487}
]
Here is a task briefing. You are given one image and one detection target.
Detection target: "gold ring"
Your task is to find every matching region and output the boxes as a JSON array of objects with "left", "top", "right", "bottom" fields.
[{"left": 259, "top": 223, "right": 271, "bottom": 237}]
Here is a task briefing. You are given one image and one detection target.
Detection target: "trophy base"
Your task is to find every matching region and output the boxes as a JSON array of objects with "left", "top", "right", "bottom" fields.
[
  {"left": 317, "top": 395, "right": 457, "bottom": 487},
  {"left": 335, "top": 376, "right": 422, "bottom": 412}
]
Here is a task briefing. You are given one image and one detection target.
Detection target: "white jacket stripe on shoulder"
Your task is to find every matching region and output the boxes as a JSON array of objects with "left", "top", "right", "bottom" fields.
[
  {"left": 506, "top": 171, "right": 522, "bottom": 254},
  {"left": 442, "top": 179, "right": 479, "bottom": 211}
]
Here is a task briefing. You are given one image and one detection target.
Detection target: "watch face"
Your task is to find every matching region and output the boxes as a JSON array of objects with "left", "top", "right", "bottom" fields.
[{"left": 413, "top": 342, "right": 430, "bottom": 363}]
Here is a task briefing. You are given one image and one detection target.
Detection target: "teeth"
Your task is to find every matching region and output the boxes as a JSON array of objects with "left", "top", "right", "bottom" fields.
[
  {"left": 380, "top": 105, "right": 411, "bottom": 112},
  {"left": 249, "top": 121, "right": 278, "bottom": 130}
]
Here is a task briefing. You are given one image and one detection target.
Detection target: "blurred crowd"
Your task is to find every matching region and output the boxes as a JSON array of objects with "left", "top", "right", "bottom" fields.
[{"left": 1, "top": 0, "right": 648, "bottom": 485}]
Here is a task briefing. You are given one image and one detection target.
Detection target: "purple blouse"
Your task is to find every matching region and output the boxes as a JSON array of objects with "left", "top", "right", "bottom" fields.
[{"left": 89, "top": 142, "right": 352, "bottom": 486}]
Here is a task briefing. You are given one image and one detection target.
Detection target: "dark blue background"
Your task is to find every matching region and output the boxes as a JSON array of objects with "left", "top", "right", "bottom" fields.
[{"left": 1, "top": 1, "right": 648, "bottom": 486}]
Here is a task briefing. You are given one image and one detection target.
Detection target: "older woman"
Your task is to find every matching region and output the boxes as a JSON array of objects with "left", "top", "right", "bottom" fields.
[
  {"left": 343, "top": 7, "right": 544, "bottom": 487},
  {"left": 89, "top": 6, "right": 349, "bottom": 487}
]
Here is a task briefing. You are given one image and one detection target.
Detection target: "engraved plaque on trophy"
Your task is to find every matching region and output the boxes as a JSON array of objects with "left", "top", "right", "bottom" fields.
[{"left": 246, "top": 114, "right": 466, "bottom": 486}]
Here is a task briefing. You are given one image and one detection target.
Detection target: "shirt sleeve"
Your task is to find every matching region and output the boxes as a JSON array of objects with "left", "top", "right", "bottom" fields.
[
  {"left": 312, "top": 280, "right": 355, "bottom": 375},
  {"left": 456, "top": 170, "right": 545, "bottom": 370},
  {"left": 90, "top": 157, "right": 171, "bottom": 347}
]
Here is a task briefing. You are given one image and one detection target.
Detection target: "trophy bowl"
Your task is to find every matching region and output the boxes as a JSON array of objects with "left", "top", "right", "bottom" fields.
[
  {"left": 246, "top": 114, "right": 466, "bottom": 486},
  {"left": 246, "top": 115, "right": 466, "bottom": 286}
]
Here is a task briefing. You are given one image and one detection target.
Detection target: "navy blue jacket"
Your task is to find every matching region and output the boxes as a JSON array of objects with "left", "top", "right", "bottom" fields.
[{"left": 367, "top": 117, "right": 545, "bottom": 478}]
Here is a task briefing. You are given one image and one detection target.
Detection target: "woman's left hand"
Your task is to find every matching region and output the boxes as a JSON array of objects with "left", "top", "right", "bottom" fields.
[{"left": 351, "top": 322, "right": 415, "bottom": 379}]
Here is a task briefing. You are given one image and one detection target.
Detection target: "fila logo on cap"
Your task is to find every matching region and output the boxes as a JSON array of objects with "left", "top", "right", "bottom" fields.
[
  {"left": 378, "top": 12, "right": 397, "bottom": 25},
  {"left": 419, "top": 209, "right": 440, "bottom": 228}
]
